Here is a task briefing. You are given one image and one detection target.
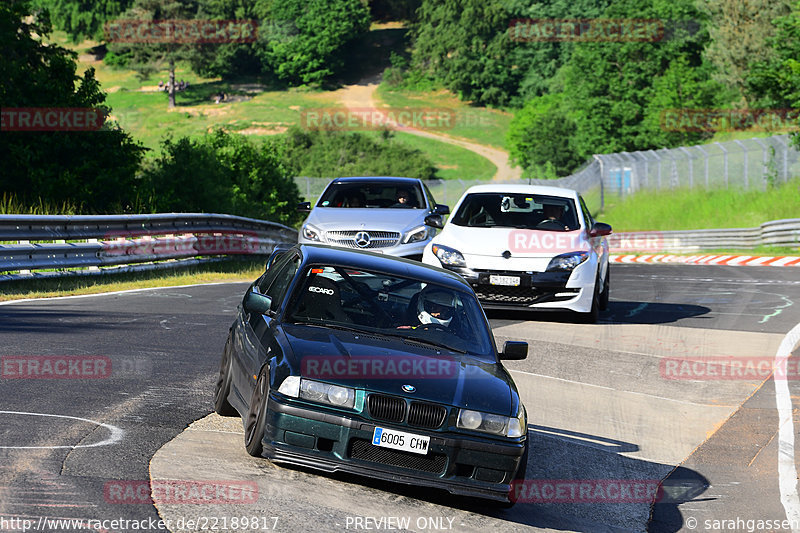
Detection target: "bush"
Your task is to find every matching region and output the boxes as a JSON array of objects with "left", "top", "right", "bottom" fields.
[
  {"left": 276, "top": 127, "right": 438, "bottom": 180},
  {"left": 140, "top": 130, "right": 303, "bottom": 226}
]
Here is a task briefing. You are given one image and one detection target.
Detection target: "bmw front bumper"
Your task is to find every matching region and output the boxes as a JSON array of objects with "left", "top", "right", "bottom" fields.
[{"left": 260, "top": 396, "right": 526, "bottom": 502}]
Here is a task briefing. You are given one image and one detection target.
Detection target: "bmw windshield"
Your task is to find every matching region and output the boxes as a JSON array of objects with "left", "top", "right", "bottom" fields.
[{"left": 285, "top": 265, "right": 494, "bottom": 357}]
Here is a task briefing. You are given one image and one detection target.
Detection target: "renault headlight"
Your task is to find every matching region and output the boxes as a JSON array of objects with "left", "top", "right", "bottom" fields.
[
  {"left": 431, "top": 244, "right": 466, "bottom": 267},
  {"left": 546, "top": 251, "right": 588, "bottom": 271}
]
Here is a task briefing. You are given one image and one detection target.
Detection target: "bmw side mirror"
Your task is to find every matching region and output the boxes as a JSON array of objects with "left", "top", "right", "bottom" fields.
[
  {"left": 297, "top": 201, "right": 311, "bottom": 213},
  {"left": 433, "top": 204, "right": 450, "bottom": 216},
  {"left": 243, "top": 290, "right": 273, "bottom": 316},
  {"left": 500, "top": 341, "right": 528, "bottom": 360},
  {"left": 589, "top": 222, "right": 612, "bottom": 237},
  {"left": 424, "top": 214, "right": 444, "bottom": 229}
]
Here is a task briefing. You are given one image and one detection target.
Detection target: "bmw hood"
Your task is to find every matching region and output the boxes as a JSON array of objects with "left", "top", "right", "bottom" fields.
[{"left": 281, "top": 324, "right": 516, "bottom": 416}]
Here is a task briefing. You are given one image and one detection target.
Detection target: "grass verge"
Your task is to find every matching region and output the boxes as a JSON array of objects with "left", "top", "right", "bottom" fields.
[
  {"left": 0, "top": 259, "right": 263, "bottom": 302},
  {"left": 375, "top": 83, "right": 512, "bottom": 150},
  {"left": 598, "top": 178, "right": 800, "bottom": 231}
]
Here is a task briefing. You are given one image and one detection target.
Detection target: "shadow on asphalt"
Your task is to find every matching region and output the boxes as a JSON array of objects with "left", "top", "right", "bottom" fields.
[
  {"left": 485, "top": 300, "right": 711, "bottom": 326},
  {"left": 260, "top": 425, "right": 709, "bottom": 532}
]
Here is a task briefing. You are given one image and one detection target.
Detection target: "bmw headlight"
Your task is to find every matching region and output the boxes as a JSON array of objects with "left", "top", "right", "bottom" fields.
[
  {"left": 546, "top": 251, "right": 589, "bottom": 272},
  {"left": 402, "top": 226, "right": 428, "bottom": 244},
  {"left": 302, "top": 224, "right": 322, "bottom": 242},
  {"left": 431, "top": 244, "right": 466, "bottom": 267},
  {"left": 300, "top": 379, "right": 355, "bottom": 409},
  {"left": 457, "top": 408, "right": 526, "bottom": 437}
]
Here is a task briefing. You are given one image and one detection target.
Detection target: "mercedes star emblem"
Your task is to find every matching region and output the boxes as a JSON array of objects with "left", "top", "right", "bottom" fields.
[{"left": 354, "top": 231, "right": 371, "bottom": 248}]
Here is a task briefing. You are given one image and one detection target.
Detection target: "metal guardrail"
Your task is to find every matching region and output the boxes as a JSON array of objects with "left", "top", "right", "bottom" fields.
[
  {"left": 0, "top": 213, "right": 298, "bottom": 279},
  {"left": 609, "top": 219, "right": 800, "bottom": 253}
]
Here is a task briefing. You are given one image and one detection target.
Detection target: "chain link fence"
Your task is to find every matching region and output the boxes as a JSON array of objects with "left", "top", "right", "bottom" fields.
[
  {"left": 294, "top": 164, "right": 605, "bottom": 214},
  {"left": 294, "top": 134, "right": 797, "bottom": 214},
  {"left": 594, "top": 134, "right": 799, "bottom": 200}
]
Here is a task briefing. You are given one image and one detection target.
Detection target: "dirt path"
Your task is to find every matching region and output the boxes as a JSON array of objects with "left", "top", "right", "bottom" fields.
[{"left": 333, "top": 77, "right": 522, "bottom": 181}]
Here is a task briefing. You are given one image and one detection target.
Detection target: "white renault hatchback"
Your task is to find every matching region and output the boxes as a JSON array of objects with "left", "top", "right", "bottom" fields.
[{"left": 421, "top": 184, "right": 612, "bottom": 322}]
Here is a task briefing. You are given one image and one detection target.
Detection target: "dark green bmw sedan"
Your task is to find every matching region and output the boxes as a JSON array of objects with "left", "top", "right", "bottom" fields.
[{"left": 213, "top": 244, "right": 529, "bottom": 505}]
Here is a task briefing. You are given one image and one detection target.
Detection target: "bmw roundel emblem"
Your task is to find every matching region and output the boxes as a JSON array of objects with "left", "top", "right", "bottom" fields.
[{"left": 402, "top": 384, "right": 416, "bottom": 393}]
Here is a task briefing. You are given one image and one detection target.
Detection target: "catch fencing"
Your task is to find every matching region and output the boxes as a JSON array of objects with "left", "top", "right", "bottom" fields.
[
  {"left": 594, "top": 134, "right": 798, "bottom": 200},
  {"left": 295, "top": 134, "right": 799, "bottom": 212},
  {"left": 0, "top": 213, "right": 297, "bottom": 280}
]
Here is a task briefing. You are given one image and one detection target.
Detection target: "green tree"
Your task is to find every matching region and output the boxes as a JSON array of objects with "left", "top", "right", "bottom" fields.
[
  {"left": 411, "top": 0, "right": 518, "bottom": 106},
  {"left": 506, "top": 94, "right": 582, "bottom": 177},
  {"left": 698, "top": 0, "right": 792, "bottom": 103},
  {"left": 254, "top": 0, "right": 370, "bottom": 84},
  {"left": 747, "top": 2, "right": 800, "bottom": 109},
  {"left": 108, "top": 0, "right": 204, "bottom": 108},
  {"left": 29, "top": 0, "right": 133, "bottom": 42},
  {"left": 0, "top": 0, "right": 145, "bottom": 213},
  {"left": 141, "top": 130, "right": 302, "bottom": 224},
  {"left": 277, "top": 127, "right": 438, "bottom": 180},
  {"left": 559, "top": 0, "right": 713, "bottom": 158}
]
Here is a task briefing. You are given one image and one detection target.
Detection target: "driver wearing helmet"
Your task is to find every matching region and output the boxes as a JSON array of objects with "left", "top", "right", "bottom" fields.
[
  {"left": 398, "top": 286, "right": 458, "bottom": 329},
  {"left": 417, "top": 287, "right": 456, "bottom": 326}
]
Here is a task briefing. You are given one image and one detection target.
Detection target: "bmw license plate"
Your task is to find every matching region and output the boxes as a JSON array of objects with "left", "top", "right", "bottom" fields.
[
  {"left": 489, "top": 275, "right": 520, "bottom": 286},
  {"left": 372, "top": 427, "right": 429, "bottom": 455}
]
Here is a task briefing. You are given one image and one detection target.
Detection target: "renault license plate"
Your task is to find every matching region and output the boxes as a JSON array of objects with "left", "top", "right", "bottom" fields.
[{"left": 489, "top": 275, "right": 520, "bottom": 286}]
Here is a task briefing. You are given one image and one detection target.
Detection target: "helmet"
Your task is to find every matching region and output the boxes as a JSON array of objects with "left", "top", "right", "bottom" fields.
[{"left": 417, "top": 287, "right": 456, "bottom": 326}]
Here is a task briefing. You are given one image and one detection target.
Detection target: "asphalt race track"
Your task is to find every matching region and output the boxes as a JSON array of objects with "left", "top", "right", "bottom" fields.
[{"left": 1, "top": 264, "right": 799, "bottom": 533}]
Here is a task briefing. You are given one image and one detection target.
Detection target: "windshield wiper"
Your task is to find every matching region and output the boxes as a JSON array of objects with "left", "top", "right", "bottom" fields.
[
  {"left": 378, "top": 330, "right": 467, "bottom": 354},
  {"left": 290, "top": 321, "right": 372, "bottom": 336}
]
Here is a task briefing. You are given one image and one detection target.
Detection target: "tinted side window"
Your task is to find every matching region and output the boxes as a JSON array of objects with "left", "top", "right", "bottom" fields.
[
  {"left": 264, "top": 255, "right": 300, "bottom": 311},
  {"left": 257, "top": 253, "right": 292, "bottom": 293}
]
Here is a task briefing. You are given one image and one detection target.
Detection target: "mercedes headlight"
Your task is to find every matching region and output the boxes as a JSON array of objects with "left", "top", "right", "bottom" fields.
[
  {"left": 431, "top": 244, "right": 466, "bottom": 267},
  {"left": 402, "top": 226, "right": 428, "bottom": 244},
  {"left": 302, "top": 224, "right": 322, "bottom": 242},
  {"left": 546, "top": 251, "right": 589, "bottom": 272}
]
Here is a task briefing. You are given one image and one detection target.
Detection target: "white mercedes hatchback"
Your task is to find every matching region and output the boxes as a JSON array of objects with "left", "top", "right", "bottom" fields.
[{"left": 421, "top": 184, "right": 612, "bottom": 322}]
